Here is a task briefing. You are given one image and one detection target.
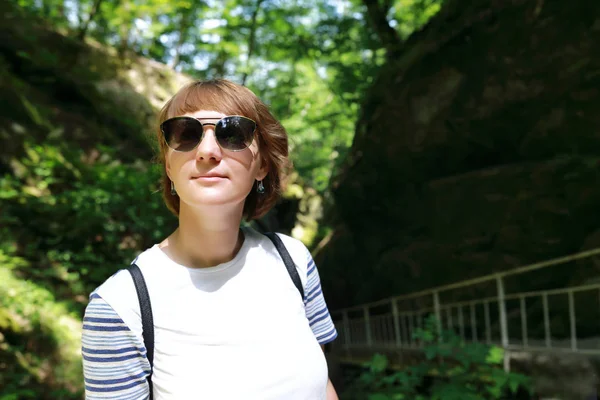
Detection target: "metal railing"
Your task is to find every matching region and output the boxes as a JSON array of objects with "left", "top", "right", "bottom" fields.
[{"left": 332, "top": 248, "right": 600, "bottom": 369}]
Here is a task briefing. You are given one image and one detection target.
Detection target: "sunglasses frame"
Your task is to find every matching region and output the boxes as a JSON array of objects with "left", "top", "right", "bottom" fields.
[{"left": 160, "top": 115, "right": 257, "bottom": 152}]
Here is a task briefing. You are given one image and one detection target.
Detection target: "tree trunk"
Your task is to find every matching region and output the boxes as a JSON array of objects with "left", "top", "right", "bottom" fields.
[
  {"left": 169, "top": 6, "right": 198, "bottom": 70},
  {"left": 77, "top": 0, "right": 104, "bottom": 41},
  {"left": 241, "top": 0, "right": 265, "bottom": 85},
  {"left": 362, "top": 0, "right": 402, "bottom": 55}
]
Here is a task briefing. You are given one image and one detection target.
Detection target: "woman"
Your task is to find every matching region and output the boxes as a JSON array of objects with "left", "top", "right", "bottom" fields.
[{"left": 82, "top": 79, "right": 339, "bottom": 399}]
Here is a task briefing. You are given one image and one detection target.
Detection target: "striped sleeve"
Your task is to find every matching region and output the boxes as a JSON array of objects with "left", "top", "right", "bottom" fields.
[
  {"left": 303, "top": 249, "right": 338, "bottom": 345},
  {"left": 82, "top": 293, "right": 151, "bottom": 400}
]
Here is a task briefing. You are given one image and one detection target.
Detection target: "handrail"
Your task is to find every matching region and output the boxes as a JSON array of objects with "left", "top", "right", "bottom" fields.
[
  {"left": 335, "top": 247, "right": 600, "bottom": 313},
  {"left": 374, "top": 283, "right": 600, "bottom": 313}
]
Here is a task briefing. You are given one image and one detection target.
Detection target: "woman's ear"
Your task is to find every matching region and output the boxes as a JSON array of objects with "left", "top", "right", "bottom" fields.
[
  {"left": 256, "top": 158, "right": 268, "bottom": 181},
  {"left": 165, "top": 155, "right": 172, "bottom": 181}
]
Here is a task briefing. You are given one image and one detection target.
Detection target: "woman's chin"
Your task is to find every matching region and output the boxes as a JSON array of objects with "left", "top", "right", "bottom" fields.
[{"left": 180, "top": 193, "right": 247, "bottom": 209}]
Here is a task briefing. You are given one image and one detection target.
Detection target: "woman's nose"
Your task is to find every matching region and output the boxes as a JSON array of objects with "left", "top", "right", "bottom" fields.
[{"left": 195, "top": 126, "right": 222, "bottom": 161}]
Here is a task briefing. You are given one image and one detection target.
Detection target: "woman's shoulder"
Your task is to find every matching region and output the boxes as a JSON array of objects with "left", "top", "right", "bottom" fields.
[
  {"left": 246, "top": 227, "right": 313, "bottom": 286},
  {"left": 94, "top": 268, "right": 136, "bottom": 303},
  {"left": 90, "top": 246, "right": 160, "bottom": 336},
  {"left": 93, "top": 246, "right": 158, "bottom": 299},
  {"left": 246, "top": 227, "right": 309, "bottom": 260}
]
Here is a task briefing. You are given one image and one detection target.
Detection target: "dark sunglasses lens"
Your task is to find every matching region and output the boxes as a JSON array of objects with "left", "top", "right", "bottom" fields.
[
  {"left": 216, "top": 117, "right": 255, "bottom": 150},
  {"left": 161, "top": 118, "right": 202, "bottom": 152}
]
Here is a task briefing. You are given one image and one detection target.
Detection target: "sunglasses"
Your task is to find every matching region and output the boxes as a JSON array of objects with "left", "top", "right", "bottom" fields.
[{"left": 160, "top": 115, "right": 257, "bottom": 152}]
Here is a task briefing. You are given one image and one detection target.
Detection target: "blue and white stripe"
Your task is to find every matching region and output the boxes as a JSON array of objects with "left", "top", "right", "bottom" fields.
[
  {"left": 303, "top": 249, "right": 338, "bottom": 345},
  {"left": 82, "top": 293, "right": 150, "bottom": 399}
]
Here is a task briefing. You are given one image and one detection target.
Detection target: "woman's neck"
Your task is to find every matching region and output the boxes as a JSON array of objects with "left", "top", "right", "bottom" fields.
[{"left": 160, "top": 203, "right": 246, "bottom": 269}]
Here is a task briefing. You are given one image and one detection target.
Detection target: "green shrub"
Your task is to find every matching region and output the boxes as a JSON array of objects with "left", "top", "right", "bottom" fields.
[
  {"left": 0, "top": 251, "right": 83, "bottom": 399},
  {"left": 0, "top": 141, "right": 175, "bottom": 398},
  {"left": 1, "top": 142, "right": 176, "bottom": 308},
  {"left": 343, "top": 316, "right": 532, "bottom": 400}
]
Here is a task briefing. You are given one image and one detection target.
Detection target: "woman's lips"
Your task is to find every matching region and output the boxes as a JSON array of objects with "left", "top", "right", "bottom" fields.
[{"left": 192, "top": 175, "right": 226, "bottom": 182}]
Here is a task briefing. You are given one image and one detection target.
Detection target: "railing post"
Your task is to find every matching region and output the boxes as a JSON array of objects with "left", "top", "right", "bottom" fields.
[
  {"left": 407, "top": 312, "right": 414, "bottom": 347},
  {"left": 458, "top": 306, "right": 465, "bottom": 340},
  {"left": 416, "top": 311, "right": 423, "bottom": 348},
  {"left": 470, "top": 302, "right": 477, "bottom": 342},
  {"left": 568, "top": 290, "right": 577, "bottom": 351},
  {"left": 542, "top": 293, "right": 551, "bottom": 348},
  {"left": 342, "top": 310, "right": 351, "bottom": 351},
  {"left": 519, "top": 296, "right": 528, "bottom": 348},
  {"left": 484, "top": 300, "right": 491, "bottom": 344},
  {"left": 400, "top": 313, "right": 408, "bottom": 346},
  {"left": 391, "top": 299, "right": 402, "bottom": 348},
  {"left": 364, "top": 306, "right": 372, "bottom": 347},
  {"left": 496, "top": 275, "right": 510, "bottom": 372},
  {"left": 433, "top": 291, "right": 441, "bottom": 339}
]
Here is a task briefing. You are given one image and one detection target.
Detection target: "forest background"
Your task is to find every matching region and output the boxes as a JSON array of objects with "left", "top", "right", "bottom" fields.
[{"left": 2, "top": 0, "right": 599, "bottom": 398}]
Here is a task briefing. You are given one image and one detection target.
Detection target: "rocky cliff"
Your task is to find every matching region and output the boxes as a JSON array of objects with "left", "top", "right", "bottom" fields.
[{"left": 318, "top": 1, "right": 600, "bottom": 309}]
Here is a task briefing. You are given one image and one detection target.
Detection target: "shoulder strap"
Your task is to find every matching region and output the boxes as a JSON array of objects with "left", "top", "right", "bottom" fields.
[
  {"left": 126, "top": 263, "right": 154, "bottom": 400},
  {"left": 264, "top": 232, "right": 305, "bottom": 300}
]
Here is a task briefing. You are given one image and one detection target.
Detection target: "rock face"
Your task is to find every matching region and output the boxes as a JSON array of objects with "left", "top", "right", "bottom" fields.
[
  {"left": 0, "top": 1, "right": 191, "bottom": 169},
  {"left": 318, "top": 1, "right": 600, "bottom": 310}
]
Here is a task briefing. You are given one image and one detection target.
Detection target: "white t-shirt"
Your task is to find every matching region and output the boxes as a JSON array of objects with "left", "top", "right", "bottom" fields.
[{"left": 82, "top": 227, "right": 337, "bottom": 400}]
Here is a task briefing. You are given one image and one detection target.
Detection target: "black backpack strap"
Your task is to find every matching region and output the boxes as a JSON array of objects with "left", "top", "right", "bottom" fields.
[
  {"left": 126, "top": 263, "right": 154, "bottom": 400},
  {"left": 264, "top": 232, "right": 305, "bottom": 300}
]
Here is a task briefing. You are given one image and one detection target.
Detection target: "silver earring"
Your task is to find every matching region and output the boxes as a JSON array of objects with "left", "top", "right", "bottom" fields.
[
  {"left": 257, "top": 180, "right": 265, "bottom": 194},
  {"left": 171, "top": 181, "right": 177, "bottom": 195}
]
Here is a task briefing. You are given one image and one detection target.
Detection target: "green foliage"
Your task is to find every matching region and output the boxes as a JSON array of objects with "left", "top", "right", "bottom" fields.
[
  {"left": 342, "top": 316, "right": 533, "bottom": 400},
  {"left": 0, "top": 252, "right": 83, "bottom": 399},
  {"left": 2, "top": 2, "right": 444, "bottom": 398},
  {"left": 11, "top": 0, "right": 442, "bottom": 195},
  {"left": 390, "top": 0, "right": 443, "bottom": 39},
  {"left": 1, "top": 141, "right": 176, "bottom": 305},
  {"left": 0, "top": 139, "right": 176, "bottom": 398}
]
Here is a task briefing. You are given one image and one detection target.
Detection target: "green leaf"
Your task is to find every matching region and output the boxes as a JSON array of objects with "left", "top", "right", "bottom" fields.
[
  {"left": 485, "top": 346, "right": 504, "bottom": 365},
  {"left": 509, "top": 379, "right": 520, "bottom": 393},
  {"left": 368, "top": 394, "right": 391, "bottom": 400},
  {"left": 370, "top": 353, "right": 389, "bottom": 374}
]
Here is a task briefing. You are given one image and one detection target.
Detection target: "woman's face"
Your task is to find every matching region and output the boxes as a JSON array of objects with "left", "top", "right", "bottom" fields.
[{"left": 165, "top": 109, "right": 267, "bottom": 211}]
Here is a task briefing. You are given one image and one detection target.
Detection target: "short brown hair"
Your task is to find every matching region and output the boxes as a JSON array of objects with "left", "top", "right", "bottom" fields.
[{"left": 156, "top": 79, "right": 290, "bottom": 220}]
